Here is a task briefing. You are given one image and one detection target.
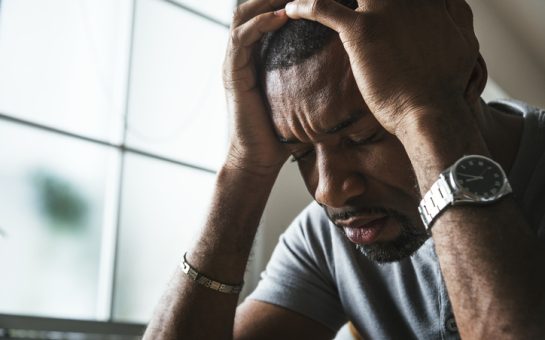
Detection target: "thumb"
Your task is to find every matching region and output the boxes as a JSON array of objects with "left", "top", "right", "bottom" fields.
[{"left": 285, "top": 0, "right": 358, "bottom": 33}]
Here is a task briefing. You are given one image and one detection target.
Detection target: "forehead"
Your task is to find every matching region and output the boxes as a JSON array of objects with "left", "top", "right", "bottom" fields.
[{"left": 262, "top": 39, "right": 364, "bottom": 134}]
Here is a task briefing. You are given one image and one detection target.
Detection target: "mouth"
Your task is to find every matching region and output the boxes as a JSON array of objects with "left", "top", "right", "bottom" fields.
[{"left": 336, "top": 216, "right": 389, "bottom": 245}]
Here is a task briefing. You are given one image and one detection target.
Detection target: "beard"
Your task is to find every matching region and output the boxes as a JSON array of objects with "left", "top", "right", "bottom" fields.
[{"left": 327, "top": 206, "right": 430, "bottom": 263}]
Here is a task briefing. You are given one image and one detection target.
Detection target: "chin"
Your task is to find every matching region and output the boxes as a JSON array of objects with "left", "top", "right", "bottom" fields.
[{"left": 355, "top": 233, "right": 430, "bottom": 264}]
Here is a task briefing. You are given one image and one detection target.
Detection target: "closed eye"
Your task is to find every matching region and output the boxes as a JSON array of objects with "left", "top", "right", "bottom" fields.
[
  {"left": 290, "top": 148, "right": 315, "bottom": 163},
  {"left": 289, "top": 130, "right": 385, "bottom": 163},
  {"left": 346, "top": 130, "right": 384, "bottom": 146}
]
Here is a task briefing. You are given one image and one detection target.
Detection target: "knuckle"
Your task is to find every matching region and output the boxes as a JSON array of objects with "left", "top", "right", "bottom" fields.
[
  {"left": 230, "top": 27, "right": 243, "bottom": 46},
  {"left": 222, "top": 65, "right": 237, "bottom": 85},
  {"left": 222, "top": 68, "right": 233, "bottom": 86},
  {"left": 231, "top": 5, "right": 246, "bottom": 26},
  {"left": 222, "top": 59, "right": 232, "bottom": 78},
  {"left": 250, "top": 13, "right": 265, "bottom": 27}
]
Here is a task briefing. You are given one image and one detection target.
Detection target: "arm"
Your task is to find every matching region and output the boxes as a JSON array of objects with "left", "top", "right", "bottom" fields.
[
  {"left": 144, "top": 2, "right": 333, "bottom": 338},
  {"left": 397, "top": 104, "right": 545, "bottom": 339},
  {"left": 144, "top": 168, "right": 333, "bottom": 339},
  {"left": 284, "top": 0, "right": 544, "bottom": 338},
  {"left": 143, "top": 167, "right": 276, "bottom": 339},
  {"left": 234, "top": 300, "right": 335, "bottom": 340}
]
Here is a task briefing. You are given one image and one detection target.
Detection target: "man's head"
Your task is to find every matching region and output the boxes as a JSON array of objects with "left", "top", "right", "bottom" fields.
[
  {"left": 259, "top": 1, "right": 430, "bottom": 263},
  {"left": 259, "top": 0, "right": 358, "bottom": 72}
]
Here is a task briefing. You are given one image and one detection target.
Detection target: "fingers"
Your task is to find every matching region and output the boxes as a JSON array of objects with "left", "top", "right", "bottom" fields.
[
  {"left": 225, "top": 11, "right": 288, "bottom": 83},
  {"left": 233, "top": 11, "right": 288, "bottom": 49},
  {"left": 232, "top": 0, "right": 291, "bottom": 27},
  {"left": 284, "top": 0, "right": 359, "bottom": 32},
  {"left": 227, "top": 1, "right": 290, "bottom": 73}
]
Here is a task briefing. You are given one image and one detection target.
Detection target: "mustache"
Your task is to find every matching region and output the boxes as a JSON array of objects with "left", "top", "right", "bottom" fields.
[{"left": 327, "top": 206, "right": 400, "bottom": 222}]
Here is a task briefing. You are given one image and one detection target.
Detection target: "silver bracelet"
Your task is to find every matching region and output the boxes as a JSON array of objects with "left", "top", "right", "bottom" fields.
[{"left": 180, "top": 252, "right": 243, "bottom": 294}]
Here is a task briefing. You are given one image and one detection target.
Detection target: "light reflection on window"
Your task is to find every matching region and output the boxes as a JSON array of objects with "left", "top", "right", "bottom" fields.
[
  {"left": 0, "top": 121, "right": 117, "bottom": 319},
  {"left": 113, "top": 153, "right": 216, "bottom": 323},
  {"left": 0, "top": 0, "right": 131, "bottom": 143},
  {"left": 126, "top": 0, "right": 229, "bottom": 170},
  {"left": 0, "top": 0, "right": 231, "bottom": 325}
]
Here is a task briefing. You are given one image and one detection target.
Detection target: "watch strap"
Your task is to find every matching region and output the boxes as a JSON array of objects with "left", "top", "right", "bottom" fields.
[
  {"left": 418, "top": 155, "right": 513, "bottom": 230},
  {"left": 418, "top": 173, "right": 453, "bottom": 229}
]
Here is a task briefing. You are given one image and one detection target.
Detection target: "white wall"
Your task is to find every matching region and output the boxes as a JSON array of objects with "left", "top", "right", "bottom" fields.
[
  {"left": 241, "top": 161, "right": 311, "bottom": 298},
  {"left": 468, "top": 0, "right": 545, "bottom": 108}
]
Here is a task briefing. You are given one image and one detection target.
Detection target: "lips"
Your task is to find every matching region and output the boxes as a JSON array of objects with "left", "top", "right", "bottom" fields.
[{"left": 337, "top": 216, "right": 389, "bottom": 245}]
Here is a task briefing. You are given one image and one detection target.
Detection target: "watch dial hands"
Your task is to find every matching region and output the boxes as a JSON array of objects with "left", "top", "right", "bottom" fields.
[
  {"left": 457, "top": 172, "right": 483, "bottom": 182},
  {"left": 479, "top": 166, "right": 492, "bottom": 177}
]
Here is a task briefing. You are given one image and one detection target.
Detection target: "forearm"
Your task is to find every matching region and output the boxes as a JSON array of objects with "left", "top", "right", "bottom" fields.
[
  {"left": 433, "top": 200, "right": 543, "bottom": 338},
  {"left": 144, "top": 165, "right": 280, "bottom": 340},
  {"left": 398, "top": 101, "right": 545, "bottom": 338}
]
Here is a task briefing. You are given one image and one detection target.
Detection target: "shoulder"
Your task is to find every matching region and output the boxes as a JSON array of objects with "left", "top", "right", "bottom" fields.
[
  {"left": 488, "top": 99, "right": 545, "bottom": 120},
  {"left": 491, "top": 99, "right": 545, "bottom": 234}
]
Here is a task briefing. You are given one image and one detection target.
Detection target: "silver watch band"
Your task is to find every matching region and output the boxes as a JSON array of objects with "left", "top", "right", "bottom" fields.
[
  {"left": 418, "top": 155, "right": 513, "bottom": 230},
  {"left": 418, "top": 174, "right": 453, "bottom": 229}
]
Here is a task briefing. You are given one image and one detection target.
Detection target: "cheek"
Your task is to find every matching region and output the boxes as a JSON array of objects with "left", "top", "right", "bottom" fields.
[
  {"left": 297, "top": 161, "right": 319, "bottom": 198},
  {"left": 295, "top": 136, "right": 419, "bottom": 202},
  {"left": 361, "top": 135, "right": 420, "bottom": 199}
]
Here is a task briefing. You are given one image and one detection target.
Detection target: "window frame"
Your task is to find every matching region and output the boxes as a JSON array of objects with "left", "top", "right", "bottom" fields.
[{"left": 0, "top": 0, "right": 230, "bottom": 329}]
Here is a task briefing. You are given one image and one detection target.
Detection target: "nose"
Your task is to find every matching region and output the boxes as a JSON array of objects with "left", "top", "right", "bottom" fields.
[{"left": 313, "top": 148, "right": 366, "bottom": 208}]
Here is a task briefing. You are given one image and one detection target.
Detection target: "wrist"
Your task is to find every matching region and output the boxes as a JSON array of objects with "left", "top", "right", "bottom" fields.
[
  {"left": 187, "top": 163, "right": 281, "bottom": 283},
  {"left": 223, "top": 146, "right": 287, "bottom": 178},
  {"left": 221, "top": 158, "right": 284, "bottom": 181},
  {"left": 396, "top": 100, "right": 490, "bottom": 193}
]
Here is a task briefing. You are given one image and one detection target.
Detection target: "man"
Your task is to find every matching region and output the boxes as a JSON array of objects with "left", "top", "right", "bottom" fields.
[{"left": 144, "top": 0, "right": 545, "bottom": 338}]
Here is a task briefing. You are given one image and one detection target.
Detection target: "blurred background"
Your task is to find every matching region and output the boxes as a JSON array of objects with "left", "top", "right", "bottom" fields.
[{"left": 0, "top": 0, "right": 543, "bottom": 339}]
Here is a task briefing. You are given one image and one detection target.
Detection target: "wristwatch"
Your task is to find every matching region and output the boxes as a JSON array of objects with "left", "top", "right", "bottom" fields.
[{"left": 418, "top": 154, "right": 512, "bottom": 230}]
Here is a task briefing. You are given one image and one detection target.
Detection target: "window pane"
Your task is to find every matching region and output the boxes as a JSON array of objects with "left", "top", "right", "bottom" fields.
[
  {"left": 0, "top": 121, "right": 119, "bottom": 319},
  {"left": 126, "top": 0, "right": 229, "bottom": 170},
  {"left": 0, "top": 0, "right": 131, "bottom": 143},
  {"left": 113, "top": 153, "right": 216, "bottom": 323},
  {"left": 172, "top": 0, "right": 236, "bottom": 24}
]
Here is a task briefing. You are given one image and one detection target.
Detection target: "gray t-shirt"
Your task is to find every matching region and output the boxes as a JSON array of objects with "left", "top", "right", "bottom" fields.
[{"left": 248, "top": 100, "right": 545, "bottom": 339}]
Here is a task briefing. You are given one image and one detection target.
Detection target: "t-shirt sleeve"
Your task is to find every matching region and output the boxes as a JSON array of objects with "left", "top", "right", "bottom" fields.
[{"left": 246, "top": 203, "right": 347, "bottom": 332}]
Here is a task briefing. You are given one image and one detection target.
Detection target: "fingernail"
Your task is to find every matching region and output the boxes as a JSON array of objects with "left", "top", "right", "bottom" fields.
[
  {"left": 274, "top": 8, "right": 286, "bottom": 16},
  {"left": 285, "top": 2, "right": 294, "bottom": 12}
]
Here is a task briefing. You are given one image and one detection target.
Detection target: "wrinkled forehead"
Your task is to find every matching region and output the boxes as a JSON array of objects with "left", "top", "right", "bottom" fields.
[{"left": 261, "top": 38, "right": 360, "bottom": 122}]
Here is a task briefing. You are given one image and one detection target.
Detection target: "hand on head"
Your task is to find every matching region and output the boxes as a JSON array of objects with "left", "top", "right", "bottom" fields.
[
  {"left": 223, "top": 0, "right": 292, "bottom": 176},
  {"left": 223, "top": 0, "right": 485, "bottom": 175},
  {"left": 281, "top": 0, "right": 483, "bottom": 135}
]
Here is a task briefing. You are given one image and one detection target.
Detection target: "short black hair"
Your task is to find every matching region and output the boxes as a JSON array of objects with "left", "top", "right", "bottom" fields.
[{"left": 259, "top": 0, "right": 358, "bottom": 72}]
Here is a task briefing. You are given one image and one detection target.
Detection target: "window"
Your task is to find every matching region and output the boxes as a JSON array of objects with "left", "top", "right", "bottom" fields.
[
  {"left": 126, "top": 0, "right": 229, "bottom": 170},
  {"left": 0, "top": 0, "right": 234, "bottom": 325}
]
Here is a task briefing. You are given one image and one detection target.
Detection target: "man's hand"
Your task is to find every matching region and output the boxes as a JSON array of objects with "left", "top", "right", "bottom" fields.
[
  {"left": 283, "top": 0, "right": 479, "bottom": 135},
  {"left": 223, "top": 0, "right": 290, "bottom": 176}
]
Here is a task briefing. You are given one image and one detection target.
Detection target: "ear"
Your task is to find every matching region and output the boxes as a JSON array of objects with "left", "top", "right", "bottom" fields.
[{"left": 465, "top": 53, "right": 488, "bottom": 105}]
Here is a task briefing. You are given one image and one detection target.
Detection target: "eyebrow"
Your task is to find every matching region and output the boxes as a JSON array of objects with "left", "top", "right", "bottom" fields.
[{"left": 278, "top": 110, "right": 366, "bottom": 144}]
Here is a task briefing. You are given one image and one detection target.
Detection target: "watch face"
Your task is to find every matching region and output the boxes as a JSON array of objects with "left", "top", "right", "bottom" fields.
[{"left": 453, "top": 156, "right": 505, "bottom": 199}]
